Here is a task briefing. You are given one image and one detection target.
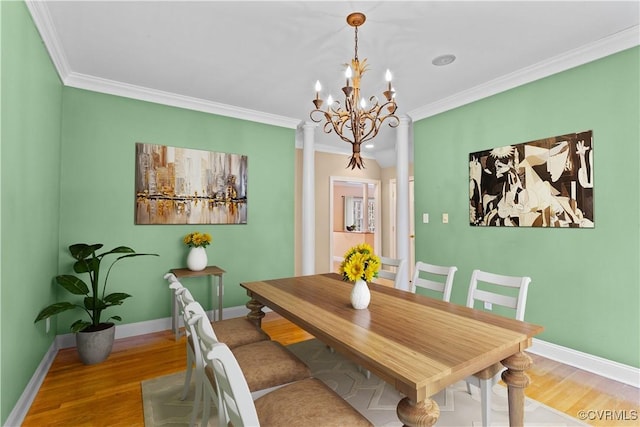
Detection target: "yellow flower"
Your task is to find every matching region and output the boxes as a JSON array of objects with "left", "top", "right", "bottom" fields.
[
  {"left": 343, "top": 252, "right": 366, "bottom": 282},
  {"left": 184, "top": 231, "right": 212, "bottom": 248},
  {"left": 363, "top": 255, "right": 380, "bottom": 282},
  {"left": 339, "top": 244, "right": 380, "bottom": 282}
]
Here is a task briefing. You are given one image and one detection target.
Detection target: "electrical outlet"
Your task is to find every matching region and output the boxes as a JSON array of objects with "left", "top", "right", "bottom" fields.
[
  {"left": 422, "top": 213, "right": 429, "bottom": 223},
  {"left": 442, "top": 213, "right": 449, "bottom": 224},
  {"left": 484, "top": 301, "right": 493, "bottom": 310},
  {"left": 46, "top": 317, "right": 50, "bottom": 333}
]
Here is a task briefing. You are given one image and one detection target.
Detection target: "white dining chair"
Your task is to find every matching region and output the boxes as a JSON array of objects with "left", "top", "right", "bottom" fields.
[
  {"left": 186, "top": 301, "right": 312, "bottom": 426},
  {"left": 411, "top": 261, "right": 458, "bottom": 302},
  {"left": 378, "top": 256, "right": 407, "bottom": 289},
  {"left": 202, "top": 339, "right": 373, "bottom": 427},
  {"left": 465, "top": 269, "right": 532, "bottom": 427},
  {"left": 166, "top": 278, "right": 271, "bottom": 407}
]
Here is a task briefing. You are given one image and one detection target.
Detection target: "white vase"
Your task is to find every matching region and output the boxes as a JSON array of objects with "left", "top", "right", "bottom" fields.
[
  {"left": 350, "top": 279, "right": 370, "bottom": 309},
  {"left": 187, "top": 246, "right": 207, "bottom": 271}
]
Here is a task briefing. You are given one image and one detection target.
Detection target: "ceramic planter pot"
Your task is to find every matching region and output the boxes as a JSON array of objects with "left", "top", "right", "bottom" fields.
[{"left": 76, "top": 322, "right": 116, "bottom": 365}]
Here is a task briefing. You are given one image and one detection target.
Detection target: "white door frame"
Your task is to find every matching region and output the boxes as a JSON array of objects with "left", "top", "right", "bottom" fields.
[{"left": 329, "top": 176, "right": 381, "bottom": 272}]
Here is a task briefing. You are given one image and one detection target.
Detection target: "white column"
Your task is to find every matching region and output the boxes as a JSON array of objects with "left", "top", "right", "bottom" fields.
[
  {"left": 301, "top": 121, "right": 316, "bottom": 275},
  {"left": 395, "top": 116, "right": 411, "bottom": 291}
]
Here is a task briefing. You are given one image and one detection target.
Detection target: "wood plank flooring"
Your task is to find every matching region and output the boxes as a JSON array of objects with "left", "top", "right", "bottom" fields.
[{"left": 22, "top": 313, "right": 638, "bottom": 426}]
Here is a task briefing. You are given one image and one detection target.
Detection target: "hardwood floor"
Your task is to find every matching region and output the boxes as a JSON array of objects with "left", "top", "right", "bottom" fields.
[{"left": 22, "top": 313, "right": 638, "bottom": 427}]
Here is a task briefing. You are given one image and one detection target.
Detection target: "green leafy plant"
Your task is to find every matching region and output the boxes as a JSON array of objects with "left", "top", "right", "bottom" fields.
[{"left": 35, "top": 243, "right": 158, "bottom": 333}]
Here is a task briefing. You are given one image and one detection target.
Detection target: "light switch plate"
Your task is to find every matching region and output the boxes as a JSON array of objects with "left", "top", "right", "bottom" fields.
[
  {"left": 442, "top": 213, "right": 449, "bottom": 223},
  {"left": 422, "top": 213, "right": 429, "bottom": 223}
]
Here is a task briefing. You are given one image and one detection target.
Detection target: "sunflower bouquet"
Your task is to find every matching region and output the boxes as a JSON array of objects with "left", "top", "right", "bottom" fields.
[
  {"left": 339, "top": 243, "right": 380, "bottom": 282},
  {"left": 183, "top": 231, "right": 212, "bottom": 248}
]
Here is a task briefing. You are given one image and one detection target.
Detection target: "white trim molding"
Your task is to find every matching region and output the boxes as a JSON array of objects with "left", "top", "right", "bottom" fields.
[
  {"left": 63, "top": 72, "right": 300, "bottom": 130},
  {"left": 409, "top": 25, "right": 640, "bottom": 121},
  {"left": 4, "top": 341, "right": 58, "bottom": 427},
  {"left": 25, "top": 1, "right": 300, "bottom": 131},
  {"left": 529, "top": 338, "right": 640, "bottom": 388}
]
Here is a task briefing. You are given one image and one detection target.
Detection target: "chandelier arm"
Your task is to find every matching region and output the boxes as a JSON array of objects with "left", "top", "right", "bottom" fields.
[{"left": 324, "top": 114, "right": 357, "bottom": 145}]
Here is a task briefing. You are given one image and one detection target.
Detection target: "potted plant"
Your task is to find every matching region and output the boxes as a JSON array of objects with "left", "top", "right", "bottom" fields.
[{"left": 35, "top": 243, "right": 158, "bottom": 364}]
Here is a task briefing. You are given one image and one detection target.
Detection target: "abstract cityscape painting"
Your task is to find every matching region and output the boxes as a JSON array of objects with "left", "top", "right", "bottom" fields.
[
  {"left": 469, "top": 130, "right": 594, "bottom": 228},
  {"left": 135, "top": 143, "right": 247, "bottom": 225}
]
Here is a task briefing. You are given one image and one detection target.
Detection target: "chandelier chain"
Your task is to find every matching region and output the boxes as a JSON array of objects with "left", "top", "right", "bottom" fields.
[{"left": 354, "top": 26, "right": 359, "bottom": 61}]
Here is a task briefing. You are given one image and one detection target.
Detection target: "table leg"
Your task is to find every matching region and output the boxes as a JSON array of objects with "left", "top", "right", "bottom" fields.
[
  {"left": 172, "top": 293, "right": 180, "bottom": 340},
  {"left": 245, "top": 298, "right": 265, "bottom": 328},
  {"left": 396, "top": 397, "right": 440, "bottom": 427},
  {"left": 218, "top": 274, "right": 223, "bottom": 321},
  {"left": 209, "top": 275, "right": 215, "bottom": 323},
  {"left": 501, "top": 351, "right": 532, "bottom": 427}
]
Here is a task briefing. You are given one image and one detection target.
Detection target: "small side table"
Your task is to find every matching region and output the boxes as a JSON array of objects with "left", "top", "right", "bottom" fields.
[{"left": 170, "top": 265, "right": 225, "bottom": 340}]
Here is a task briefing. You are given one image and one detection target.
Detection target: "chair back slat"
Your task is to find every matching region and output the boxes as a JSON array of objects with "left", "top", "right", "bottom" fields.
[
  {"left": 411, "top": 261, "right": 457, "bottom": 302},
  {"left": 206, "top": 340, "right": 261, "bottom": 426},
  {"left": 378, "top": 256, "right": 407, "bottom": 289},
  {"left": 185, "top": 301, "right": 220, "bottom": 343},
  {"left": 466, "top": 269, "right": 531, "bottom": 321}
]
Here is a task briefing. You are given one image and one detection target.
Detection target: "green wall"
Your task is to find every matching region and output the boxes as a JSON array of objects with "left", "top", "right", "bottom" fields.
[
  {"left": 1, "top": 3, "right": 295, "bottom": 423},
  {"left": 413, "top": 47, "right": 640, "bottom": 368},
  {"left": 58, "top": 88, "right": 295, "bottom": 327},
  {"left": 1, "top": 2, "right": 63, "bottom": 423},
  {"left": 2, "top": 1, "right": 638, "bottom": 423}
]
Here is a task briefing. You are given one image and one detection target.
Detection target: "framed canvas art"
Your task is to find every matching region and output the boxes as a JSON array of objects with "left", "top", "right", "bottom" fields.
[
  {"left": 135, "top": 143, "right": 247, "bottom": 225},
  {"left": 469, "top": 130, "right": 593, "bottom": 228}
]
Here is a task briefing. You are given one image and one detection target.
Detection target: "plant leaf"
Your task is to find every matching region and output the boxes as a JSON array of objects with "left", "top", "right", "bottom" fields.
[
  {"left": 114, "top": 252, "right": 159, "bottom": 262},
  {"left": 73, "top": 257, "right": 99, "bottom": 274},
  {"left": 34, "top": 302, "right": 77, "bottom": 322},
  {"left": 99, "top": 246, "right": 136, "bottom": 257},
  {"left": 69, "top": 243, "right": 102, "bottom": 260},
  {"left": 55, "top": 275, "right": 90, "bottom": 295},
  {"left": 109, "top": 315, "right": 122, "bottom": 322},
  {"left": 84, "top": 296, "right": 107, "bottom": 311},
  {"left": 104, "top": 292, "right": 132, "bottom": 305},
  {"left": 70, "top": 320, "right": 91, "bottom": 333}
]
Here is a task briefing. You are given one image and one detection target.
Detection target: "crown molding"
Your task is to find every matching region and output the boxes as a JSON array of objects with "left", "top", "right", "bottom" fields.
[
  {"left": 25, "top": 1, "right": 300, "bottom": 130},
  {"left": 64, "top": 72, "right": 300, "bottom": 129},
  {"left": 25, "top": 0, "right": 71, "bottom": 79},
  {"left": 409, "top": 25, "right": 640, "bottom": 121},
  {"left": 27, "top": 2, "right": 638, "bottom": 130}
]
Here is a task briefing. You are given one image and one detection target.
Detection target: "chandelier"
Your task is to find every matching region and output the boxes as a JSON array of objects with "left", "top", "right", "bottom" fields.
[{"left": 310, "top": 12, "right": 399, "bottom": 169}]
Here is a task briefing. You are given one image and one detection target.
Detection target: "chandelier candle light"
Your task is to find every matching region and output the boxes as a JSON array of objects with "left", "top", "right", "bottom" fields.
[{"left": 310, "top": 12, "right": 399, "bottom": 170}]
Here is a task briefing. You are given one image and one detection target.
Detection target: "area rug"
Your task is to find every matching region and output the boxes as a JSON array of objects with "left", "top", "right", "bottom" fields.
[{"left": 142, "top": 338, "right": 587, "bottom": 426}]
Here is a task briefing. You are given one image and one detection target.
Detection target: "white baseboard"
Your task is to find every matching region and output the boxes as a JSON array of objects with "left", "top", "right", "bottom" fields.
[
  {"left": 11, "top": 306, "right": 637, "bottom": 426},
  {"left": 4, "top": 340, "right": 58, "bottom": 427},
  {"left": 529, "top": 338, "right": 639, "bottom": 388},
  {"left": 54, "top": 305, "right": 258, "bottom": 348},
  {"left": 10, "top": 306, "right": 254, "bottom": 426}
]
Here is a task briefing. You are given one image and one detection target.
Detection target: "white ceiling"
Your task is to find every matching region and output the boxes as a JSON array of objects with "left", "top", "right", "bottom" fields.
[{"left": 27, "top": 1, "right": 639, "bottom": 167}]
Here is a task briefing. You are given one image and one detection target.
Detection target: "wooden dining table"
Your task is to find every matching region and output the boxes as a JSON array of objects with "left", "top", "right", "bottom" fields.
[{"left": 240, "top": 273, "right": 543, "bottom": 427}]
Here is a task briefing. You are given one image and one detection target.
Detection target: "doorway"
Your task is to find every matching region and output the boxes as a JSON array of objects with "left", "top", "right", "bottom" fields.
[{"left": 329, "top": 177, "right": 381, "bottom": 273}]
